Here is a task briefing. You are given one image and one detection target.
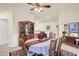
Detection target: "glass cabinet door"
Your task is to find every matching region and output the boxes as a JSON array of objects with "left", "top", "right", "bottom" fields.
[
  {"left": 19, "top": 21, "right": 34, "bottom": 37},
  {"left": 25, "top": 23, "right": 30, "bottom": 35}
]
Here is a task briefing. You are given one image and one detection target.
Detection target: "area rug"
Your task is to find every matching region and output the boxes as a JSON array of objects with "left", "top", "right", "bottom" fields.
[
  {"left": 9, "top": 49, "right": 25, "bottom": 56},
  {"left": 60, "top": 49, "right": 77, "bottom": 56}
]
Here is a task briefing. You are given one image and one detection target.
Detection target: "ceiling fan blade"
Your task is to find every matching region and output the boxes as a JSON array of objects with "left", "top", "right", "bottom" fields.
[
  {"left": 27, "top": 3, "right": 36, "bottom": 6},
  {"left": 30, "top": 7, "right": 36, "bottom": 11},
  {"left": 40, "top": 5, "right": 50, "bottom": 8},
  {"left": 30, "top": 8, "right": 35, "bottom": 10}
]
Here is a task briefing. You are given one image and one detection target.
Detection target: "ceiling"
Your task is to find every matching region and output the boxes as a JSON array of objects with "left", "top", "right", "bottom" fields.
[{"left": 0, "top": 3, "right": 79, "bottom": 22}]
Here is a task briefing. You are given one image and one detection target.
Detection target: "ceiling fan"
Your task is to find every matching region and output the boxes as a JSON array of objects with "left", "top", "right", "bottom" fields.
[{"left": 27, "top": 3, "right": 51, "bottom": 12}]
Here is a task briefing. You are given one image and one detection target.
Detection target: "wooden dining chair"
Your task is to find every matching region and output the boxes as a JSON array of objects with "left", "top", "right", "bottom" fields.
[
  {"left": 49, "top": 39, "right": 57, "bottom": 56},
  {"left": 56, "top": 38, "right": 63, "bottom": 56}
]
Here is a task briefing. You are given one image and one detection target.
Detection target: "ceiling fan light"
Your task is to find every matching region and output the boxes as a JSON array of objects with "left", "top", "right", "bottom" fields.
[
  {"left": 37, "top": 8, "right": 43, "bottom": 12},
  {"left": 40, "top": 8, "right": 43, "bottom": 10},
  {"left": 34, "top": 8, "right": 38, "bottom": 11},
  {"left": 34, "top": 8, "right": 43, "bottom": 12},
  {"left": 37, "top": 10, "right": 41, "bottom": 12}
]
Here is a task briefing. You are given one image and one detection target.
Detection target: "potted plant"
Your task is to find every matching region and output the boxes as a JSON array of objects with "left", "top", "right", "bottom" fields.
[{"left": 62, "top": 31, "right": 66, "bottom": 36}]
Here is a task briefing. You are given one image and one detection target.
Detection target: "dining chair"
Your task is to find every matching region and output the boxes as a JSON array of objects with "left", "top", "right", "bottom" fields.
[
  {"left": 56, "top": 38, "right": 63, "bottom": 56},
  {"left": 9, "top": 49, "right": 25, "bottom": 56},
  {"left": 49, "top": 39, "right": 57, "bottom": 56}
]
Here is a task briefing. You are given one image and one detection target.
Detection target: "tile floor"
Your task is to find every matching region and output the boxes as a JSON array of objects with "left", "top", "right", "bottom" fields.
[{"left": 0, "top": 43, "right": 21, "bottom": 56}]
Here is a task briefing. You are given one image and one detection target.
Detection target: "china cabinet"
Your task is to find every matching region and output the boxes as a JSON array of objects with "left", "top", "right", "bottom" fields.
[{"left": 18, "top": 21, "right": 34, "bottom": 46}]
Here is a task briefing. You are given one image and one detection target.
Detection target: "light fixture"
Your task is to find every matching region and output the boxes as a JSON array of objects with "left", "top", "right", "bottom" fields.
[
  {"left": 40, "top": 8, "right": 43, "bottom": 10},
  {"left": 34, "top": 8, "right": 38, "bottom": 11},
  {"left": 34, "top": 8, "right": 43, "bottom": 12}
]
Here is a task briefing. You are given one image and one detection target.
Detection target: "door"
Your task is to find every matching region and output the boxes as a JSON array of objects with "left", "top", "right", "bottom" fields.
[{"left": 0, "top": 19, "right": 8, "bottom": 45}]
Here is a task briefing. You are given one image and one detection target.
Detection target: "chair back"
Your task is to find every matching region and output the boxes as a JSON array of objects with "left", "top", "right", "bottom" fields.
[
  {"left": 56, "top": 38, "right": 63, "bottom": 56},
  {"left": 49, "top": 39, "right": 57, "bottom": 56}
]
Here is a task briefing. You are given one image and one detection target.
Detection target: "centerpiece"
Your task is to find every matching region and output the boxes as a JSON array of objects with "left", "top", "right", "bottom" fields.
[{"left": 37, "top": 31, "right": 47, "bottom": 41}]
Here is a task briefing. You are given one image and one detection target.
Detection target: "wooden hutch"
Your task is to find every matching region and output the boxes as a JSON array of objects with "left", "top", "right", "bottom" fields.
[{"left": 18, "top": 21, "right": 34, "bottom": 47}]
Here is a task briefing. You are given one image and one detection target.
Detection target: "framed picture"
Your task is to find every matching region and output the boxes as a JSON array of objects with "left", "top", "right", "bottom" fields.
[
  {"left": 46, "top": 25, "right": 50, "bottom": 30},
  {"left": 64, "top": 24, "right": 67, "bottom": 31},
  {"left": 68, "top": 22, "right": 79, "bottom": 33}
]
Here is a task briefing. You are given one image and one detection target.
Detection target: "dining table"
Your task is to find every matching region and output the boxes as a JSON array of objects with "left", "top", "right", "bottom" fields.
[{"left": 25, "top": 38, "right": 51, "bottom": 56}]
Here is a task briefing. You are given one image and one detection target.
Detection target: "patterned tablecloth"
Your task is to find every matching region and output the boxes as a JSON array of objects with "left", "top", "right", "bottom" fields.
[{"left": 27, "top": 40, "right": 51, "bottom": 56}]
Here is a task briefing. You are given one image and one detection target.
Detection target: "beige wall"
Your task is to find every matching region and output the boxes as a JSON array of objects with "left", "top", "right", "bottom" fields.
[
  {"left": 13, "top": 6, "right": 36, "bottom": 34},
  {"left": 0, "top": 8, "right": 14, "bottom": 46},
  {"left": 38, "top": 21, "right": 58, "bottom": 37},
  {"left": 59, "top": 7, "right": 79, "bottom": 37}
]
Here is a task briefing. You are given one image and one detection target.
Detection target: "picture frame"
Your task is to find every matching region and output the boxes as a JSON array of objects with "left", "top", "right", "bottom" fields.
[
  {"left": 46, "top": 25, "right": 50, "bottom": 30},
  {"left": 68, "top": 22, "right": 79, "bottom": 33},
  {"left": 64, "top": 24, "right": 67, "bottom": 31}
]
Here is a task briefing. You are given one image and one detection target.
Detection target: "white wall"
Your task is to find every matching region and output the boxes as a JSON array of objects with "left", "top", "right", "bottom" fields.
[{"left": 59, "top": 8, "right": 79, "bottom": 37}]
